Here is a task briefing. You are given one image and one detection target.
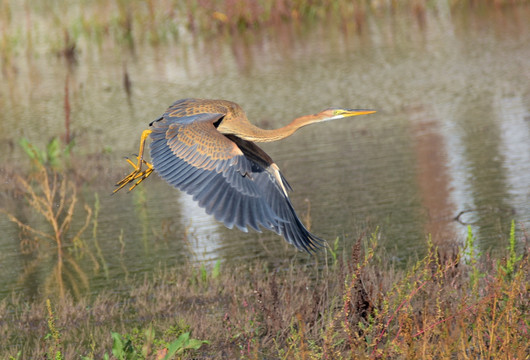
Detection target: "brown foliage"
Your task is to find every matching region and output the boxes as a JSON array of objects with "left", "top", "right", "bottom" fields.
[{"left": 0, "top": 229, "right": 527, "bottom": 358}]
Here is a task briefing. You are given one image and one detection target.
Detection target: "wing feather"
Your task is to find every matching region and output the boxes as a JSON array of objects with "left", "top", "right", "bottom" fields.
[
  {"left": 198, "top": 175, "right": 225, "bottom": 211},
  {"left": 148, "top": 101, "right": 324, "bottom": 252},
  {"left": 236, "top": 197, "right": 249, "bottom": 233},
  {"left": 223, "top": 193, "right": 240, "bottom": 229}
]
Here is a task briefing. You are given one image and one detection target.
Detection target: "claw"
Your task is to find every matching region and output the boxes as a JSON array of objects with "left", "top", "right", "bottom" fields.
[
  {"left": 113, "top": 162, "right": 154, "bottom": 193},
  {"left": 126, "top": 158, "right": 137, "bottom": 168},
  {"left": 127, "top": 166, "right": 154, "bottom": 192}
]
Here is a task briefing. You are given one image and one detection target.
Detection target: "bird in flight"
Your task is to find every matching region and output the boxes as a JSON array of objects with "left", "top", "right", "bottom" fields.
[{"left": 114, "top": 98, "right": 375, "bottom": 252}]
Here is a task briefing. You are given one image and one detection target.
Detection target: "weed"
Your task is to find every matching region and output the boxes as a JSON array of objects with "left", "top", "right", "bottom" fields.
[
  {"left": 1, "top": 161, "right": 95, "bottom": 298},
  {"left": 165, "top": 332, "right": 209, "bottom": 358},
  {"left": 212, "top": 259, "right": 222, "bottom": 279},
  {"left": 89, "top": 192, "right": 110, "bottom": 279},
  {"left": 463, "top": 225, "right": 484, "bottom": 293},
  {"left": 190, "top": 259, "right": 222, "bottom": 287},
  {"left": 45, "top": 299, "right": 64, "bottom": 360},
  {"left": 327, "top": 236, "right": 340, "bottom": 265},
  {"left": 110, "top": 331, "right": 139, "bottom": 359},
  {"left": 497, "top": 219, "right": 523, "bottom": 280},
  {"left": 89, "top": 327, "right": 208, "bottom": 360},
  {"left": 0, "top": 223, "right": 527, "bottom": 358},
  {"left": 19, "top": 137, "right": 74, "bottom": 171}
]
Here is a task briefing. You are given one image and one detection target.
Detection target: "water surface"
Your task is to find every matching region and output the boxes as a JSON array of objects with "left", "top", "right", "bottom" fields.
[{"left": 1, "top": 5, "right": 529, "bottom": 298}]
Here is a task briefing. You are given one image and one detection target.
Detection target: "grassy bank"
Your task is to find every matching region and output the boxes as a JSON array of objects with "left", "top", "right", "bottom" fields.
[
  {"left": 1, "top": 0, "right": 529, "bottom": 66},
  {"left": 1, "top": 226, "right": 527, "bottom": 359}
]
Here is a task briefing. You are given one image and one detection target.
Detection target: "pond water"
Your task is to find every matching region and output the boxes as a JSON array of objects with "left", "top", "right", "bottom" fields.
[{"left": 0, "top": 4, "right": 529, "bottom": 299}]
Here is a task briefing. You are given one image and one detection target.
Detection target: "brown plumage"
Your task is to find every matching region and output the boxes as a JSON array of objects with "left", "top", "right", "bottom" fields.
[{"left": 115, "top": 98, "right": 375, "bottom": 252}]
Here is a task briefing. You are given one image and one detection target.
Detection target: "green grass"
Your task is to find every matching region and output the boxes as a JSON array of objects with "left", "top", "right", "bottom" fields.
[{"left": 0, "top": 225, "right": 527, "bottom": 358}]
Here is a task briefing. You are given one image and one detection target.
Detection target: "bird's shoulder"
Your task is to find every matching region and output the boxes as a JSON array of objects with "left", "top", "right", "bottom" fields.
[{"left": 161, "top": 98, "right": 242, "bottom": 124}]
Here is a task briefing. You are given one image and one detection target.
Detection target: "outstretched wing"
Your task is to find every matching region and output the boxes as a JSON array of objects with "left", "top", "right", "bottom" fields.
[
  {"left": 149, "top": 100, "right": 324, "bottom": 252},
  {"left": 226, "top": 135, "right": 323, "bottom": 252}
]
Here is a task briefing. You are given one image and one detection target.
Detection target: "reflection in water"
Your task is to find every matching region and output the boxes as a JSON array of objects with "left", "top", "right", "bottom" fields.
[
  {"left": 2, "top": 166, "right": 95, "bottom": 299},
  {"left": 0, "top": 5, "right": 529, "bottom": 298},
  {"left": 178, "top": 192, "right": 221, "bottom": 262},
  {"left": 459, "top": 93, "right": 514, "bottom": 245},
  {"left": 495, "top": 94, "right": 530, "bottom": 234},
  {"left": 409, "top": 106, "right": 457, "bottom": 244},
  {"left": 433, "top": 100, "right": 477, "bottom": 241}
]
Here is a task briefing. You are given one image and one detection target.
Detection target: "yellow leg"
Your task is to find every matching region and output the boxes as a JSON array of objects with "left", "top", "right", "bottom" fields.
[{"left": 114, "top": 129, "right": 153, "bottom": 193}]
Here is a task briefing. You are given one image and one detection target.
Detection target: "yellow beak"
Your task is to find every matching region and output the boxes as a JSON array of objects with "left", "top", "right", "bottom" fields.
[{"left": 340, "top": 109, "right": 377, "bottom": 117}]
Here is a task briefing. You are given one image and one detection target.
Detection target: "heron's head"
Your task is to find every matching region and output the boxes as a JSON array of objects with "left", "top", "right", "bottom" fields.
[{"left": 317, "top": 108, "right": 376, "bottom": 122}]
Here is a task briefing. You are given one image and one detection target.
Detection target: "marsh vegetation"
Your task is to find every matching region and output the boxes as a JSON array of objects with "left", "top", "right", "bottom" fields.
[
  {"left": 1, "top": 0, "right": 529, "bottom": 358},
  {"left": 1, "top": 227, "right": 528, "bottom": 358}
]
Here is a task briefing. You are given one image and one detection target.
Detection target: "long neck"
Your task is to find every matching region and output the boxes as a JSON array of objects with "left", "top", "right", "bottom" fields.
[{"left": 218, "top": 114, "right": 321, "bottom": 143}]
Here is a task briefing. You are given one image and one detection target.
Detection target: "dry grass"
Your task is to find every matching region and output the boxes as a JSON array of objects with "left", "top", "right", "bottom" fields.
[
  {"left": 0, "top": 162, "right": 97, "bottom": 299},
  {"left": 0, "top": 227, "right": 527, "bottom": 359}
]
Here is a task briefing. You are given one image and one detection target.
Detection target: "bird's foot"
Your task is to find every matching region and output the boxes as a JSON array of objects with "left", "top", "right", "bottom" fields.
[{"left": 113, "top": 156, "right": 154, "bottom": 193}]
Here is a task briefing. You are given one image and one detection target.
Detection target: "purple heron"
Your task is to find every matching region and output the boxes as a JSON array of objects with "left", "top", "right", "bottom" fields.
[{"left": 115, "top": 98, "right": 375, "bottom": 252}]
